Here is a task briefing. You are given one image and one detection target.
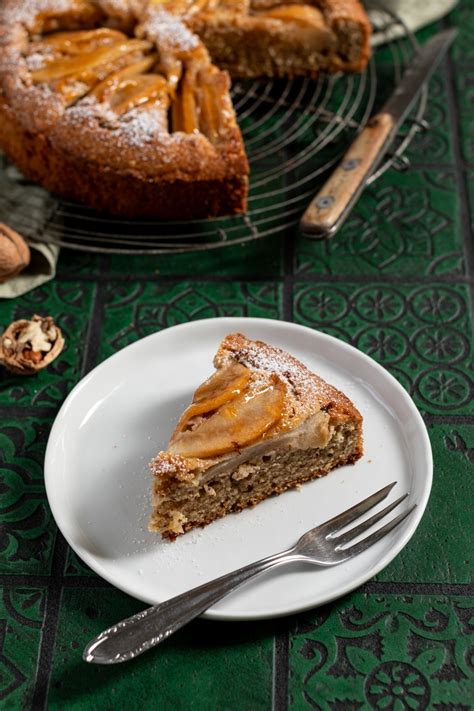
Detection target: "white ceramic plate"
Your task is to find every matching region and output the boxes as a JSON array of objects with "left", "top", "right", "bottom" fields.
[{"left": 45, "top": 318, "right": 432, "bottom": 620}]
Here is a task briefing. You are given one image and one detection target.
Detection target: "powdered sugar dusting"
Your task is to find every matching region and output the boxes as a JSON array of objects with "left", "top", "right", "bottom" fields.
[
  {"left": 65, "top": 97, "right": 169, "bottom": 146},
  {"left": 219, "top": 333, "right": 335, "bottom": 403},
  {"left": 58, "top": 93, "right": 213, "bottom": 166},
  {"left": 138, "top": 8, "right": 200, "bottom": 53},
  {"left": 25, "top": 50, "right": 53, "bottom": 71},
  {"left": 5, "top": 0, "right": 92, "bottom": 28},
  {"left": 119, "top": 106, "right": 169, "bottom": 145},
  {"left": 150, "top": 454, "right": 184, "bottom": 476},
  {"left": 150, "top": 452, "right": 203, "bottom": 482}
]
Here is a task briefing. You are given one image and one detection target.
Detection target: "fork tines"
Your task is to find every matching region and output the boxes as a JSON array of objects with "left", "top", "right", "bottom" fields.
[{"left": 322, "top": 482, "right": 416, "bottom": 560}]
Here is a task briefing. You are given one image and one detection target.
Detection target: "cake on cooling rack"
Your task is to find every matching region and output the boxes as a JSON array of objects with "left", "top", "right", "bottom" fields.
[
  {"left": 0, "top": 0, "right": 371, "bottom": 220},
  {"left": 149, "top": 333, "right": 363, "bottom": 539}
]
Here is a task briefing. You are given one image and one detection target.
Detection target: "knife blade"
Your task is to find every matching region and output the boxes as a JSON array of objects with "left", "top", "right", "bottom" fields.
[{"left": 300, "top": 28, "right": 458, "bottom": 239}]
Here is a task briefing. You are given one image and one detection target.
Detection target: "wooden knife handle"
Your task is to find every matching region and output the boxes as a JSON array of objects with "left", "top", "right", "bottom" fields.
[{"left": 300, "top": 112, "right": 396, "bottom": 239}]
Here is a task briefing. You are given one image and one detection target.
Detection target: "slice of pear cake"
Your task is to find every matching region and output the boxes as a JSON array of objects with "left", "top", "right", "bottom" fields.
[{"left": 149, "top": 333, "right": 363, "bottom": 539}]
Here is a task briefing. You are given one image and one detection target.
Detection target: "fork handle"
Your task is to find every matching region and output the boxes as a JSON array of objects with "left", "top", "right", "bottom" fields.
[{"left": 84, "top": 549, "right": 300, "bottom": 665}]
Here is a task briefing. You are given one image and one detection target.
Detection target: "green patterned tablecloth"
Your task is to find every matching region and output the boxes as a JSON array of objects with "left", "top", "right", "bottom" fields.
[{"left": 1, "top": 4, "right": 473, "bottom": 709}]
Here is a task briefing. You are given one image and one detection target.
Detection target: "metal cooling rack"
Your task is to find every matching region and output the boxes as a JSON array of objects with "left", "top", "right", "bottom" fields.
[{"left": 0, "top": 6, "right": 428, "bottom": 255}]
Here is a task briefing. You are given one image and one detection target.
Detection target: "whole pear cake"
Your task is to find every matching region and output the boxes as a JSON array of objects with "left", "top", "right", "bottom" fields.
[{"left": 0, "top": 0, "right": 371, "bottom": 219}]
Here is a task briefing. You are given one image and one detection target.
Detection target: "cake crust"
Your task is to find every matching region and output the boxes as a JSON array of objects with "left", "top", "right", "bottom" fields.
[{"left": 0, "top": 0, "right": 248, "bottom": 218}]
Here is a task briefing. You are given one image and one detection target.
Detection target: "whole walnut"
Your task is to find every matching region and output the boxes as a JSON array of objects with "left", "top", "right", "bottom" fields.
[{"left": 0, "top": 224, "right": 30, "bottom": 283}]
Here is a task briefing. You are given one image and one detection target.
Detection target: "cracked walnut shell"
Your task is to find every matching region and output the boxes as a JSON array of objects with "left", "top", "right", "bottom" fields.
[
  {"left": 0, "top": 315, "right": 65, "bottom": 375},
  {"left": 0, "top": 223, "right": 31, "bottom": 283}
]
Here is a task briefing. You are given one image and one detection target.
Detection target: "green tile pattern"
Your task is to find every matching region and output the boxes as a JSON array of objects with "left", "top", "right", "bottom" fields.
[
  {"left": 0, "top": 587, "right": 46, "bottom": 709},
  {"left": 376, "top": 425, "right": 474, "bottom": 583},
  {"left": 48, "top": 589, "right": 273, "bottom": 711},
  {"left": 293, "top": 283, "right": 474, "bottom": 415},
  {"left": 450, "top": 2, "right": 474, "bottom": 65},
  {"left": 0, "top": 418, "right": 56, "bottom": 575},
  {"left": 0, "top": 3, "right": 473, "bottom": 708},
  {"left": 55, "top": 251, "right": 102, "bottom": 279},
  {"left": 99, "top": 281, "right": 283, "bottom": 361},
  {"left": 453, "top": 65, "right": 474, "bottom": 165},
  {"left": 104, "top": 234, "right": 285, "bottom": 278},
  {"left": 63, "top": 549, "right": 95, "bottom": 578},
  {"left": 405, "top": 73, "right": 454, "bottom": 164},
  {"left": 295, "top": 169, "right": 464, "bottom": 277},
  {"left": 288, "top": 592, "right": 474, "bottom": 710}
]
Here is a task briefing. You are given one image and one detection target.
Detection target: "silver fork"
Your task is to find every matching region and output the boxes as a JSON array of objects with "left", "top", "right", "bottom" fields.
[{"left": 84, "top": 481, "right": 415, "bottom": 665}]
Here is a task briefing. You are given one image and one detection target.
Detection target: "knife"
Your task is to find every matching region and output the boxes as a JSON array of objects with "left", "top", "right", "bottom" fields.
[{"left": 300, "top": 28, "right": 457, "bottom": 239}]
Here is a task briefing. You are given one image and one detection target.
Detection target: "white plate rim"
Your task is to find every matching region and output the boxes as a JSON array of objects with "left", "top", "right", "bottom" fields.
[{"left": 44, "top": 317, "right": 433, "bottom": 620}]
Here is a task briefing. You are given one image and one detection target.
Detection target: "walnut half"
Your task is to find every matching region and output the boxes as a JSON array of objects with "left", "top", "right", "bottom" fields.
[{"left": 0, "top": 315, "right": 65, "bottom": 375}]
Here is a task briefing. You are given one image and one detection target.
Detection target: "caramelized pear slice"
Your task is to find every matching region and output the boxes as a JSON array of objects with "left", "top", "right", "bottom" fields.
[
  {"left": 107, "top": 74, "right": 169, "bottom": 115},
  {"left": 197, "top": 66, "right": 225, "bottom": 142},
  {"left": 90, "top": 55, "right": 158, "bottom": 102},
  {"left": 31, "top": 39, "right": 152, "bottom": 82},
  {"left": 173, "top": 363, "right": 251, "bottom": 435},
  {"left": 172, "top": 67, "right": 198, "bottom": 133},
  {"left": 48, "top": 50, "right": 152, "bottom": 107},
  {"left": 170, "top": 376, "right": 286, "bottom": 459},
  {"left": 194, "top": 362, "right": 249, "bottom": 403},
  {"left": 38, "top": 28, "right": 126, "bottom": 53}
]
